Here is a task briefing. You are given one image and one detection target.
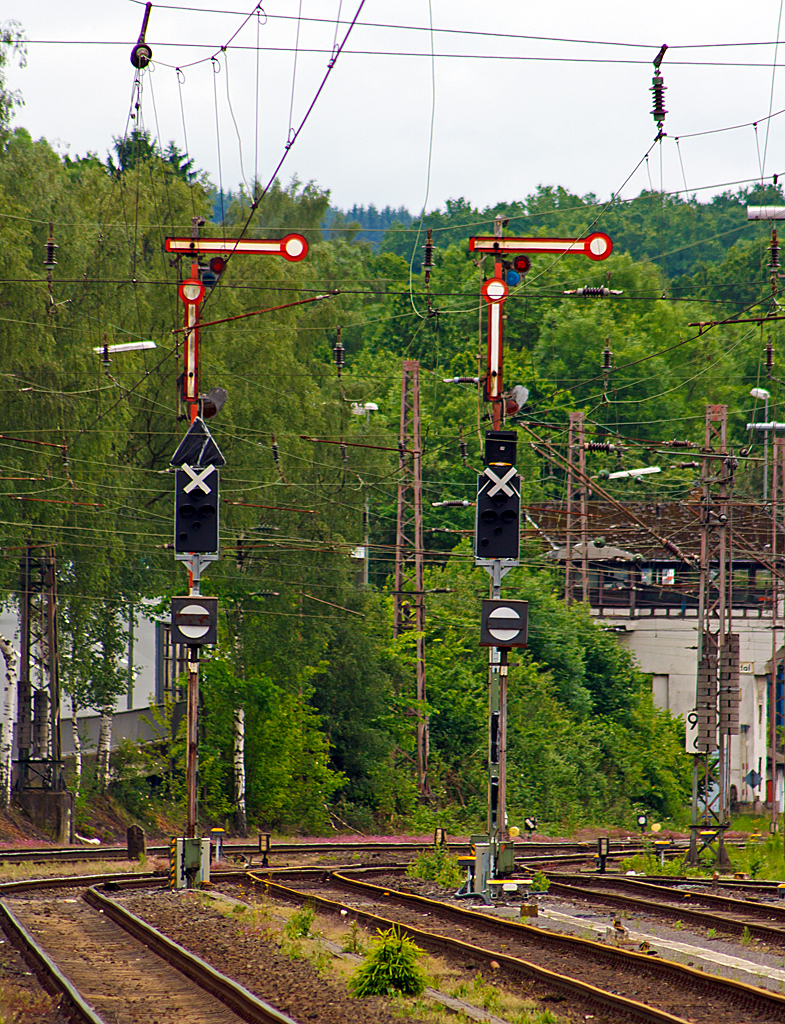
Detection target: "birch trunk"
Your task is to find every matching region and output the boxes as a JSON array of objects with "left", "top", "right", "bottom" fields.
[
  {"left": 233, "top": 706, "right": 247, "bottom": 835},
  {"left": 0, "top": 636, "right": 18, "bottom": 808},
  {"left": 97, "top": 708, "right": 112, "bottom": 790},
  {"left": 71, "top": 697, "right": 82, "bottom": 797}
]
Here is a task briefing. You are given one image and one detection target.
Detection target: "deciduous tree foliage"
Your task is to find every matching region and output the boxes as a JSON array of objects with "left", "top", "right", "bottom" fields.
[{"left": 4, "top": 37, "right": 767, "bottom": 830}]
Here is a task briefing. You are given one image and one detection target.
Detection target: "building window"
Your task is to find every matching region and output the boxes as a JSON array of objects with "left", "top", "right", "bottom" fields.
[
  {"left": 652, "top": 674, "right": 669, "bottom": 710},
  {"left": 660, "top": 568, "right": 675, "bottom": 586}
]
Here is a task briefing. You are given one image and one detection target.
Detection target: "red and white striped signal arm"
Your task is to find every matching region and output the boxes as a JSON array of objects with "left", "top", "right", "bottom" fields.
[
  {"left": 164, "top": 233, "right": 309, "bottom": 262},
  {"left": 165, "top": 233, "right": 309, "bottom": 417},
  {"left": 470, "top": 232, "right": 613, "bottom": 415},
  {"left": 469, "top": 232, "right": 612, "bottom": 261}
]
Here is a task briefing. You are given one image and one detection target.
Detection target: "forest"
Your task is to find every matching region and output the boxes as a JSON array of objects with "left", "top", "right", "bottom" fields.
[{"left": 0, "top": 31, "right": 780, "bottom": 837}]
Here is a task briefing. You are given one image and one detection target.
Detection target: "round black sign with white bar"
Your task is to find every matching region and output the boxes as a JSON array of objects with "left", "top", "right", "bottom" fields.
[
  {"left": 171, "top": 596, "right": 218, "bottom": 646},
  {"left": 480, "top": 598, "right": 528, "bottom": 647}
]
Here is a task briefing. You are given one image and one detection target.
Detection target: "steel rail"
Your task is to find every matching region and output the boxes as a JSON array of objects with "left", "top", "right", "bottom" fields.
[
  {"left": 547, "top": 877, "right": 785, "bottom": 944},
  {"left": 555, "top": 871, "right": 785, "bottom": 920},
  {"left": 0, "top": 837, "right": 659, "bottom": 867},
  {"left": 85, "top": 885, "right": 299, "bottom": 1024},
  {"left": 0, "top": 899, "right": 106, "bottom": 1024},
  {"left": 251, "top": 866, "right": 785, "bottom": 1020},
  {"left": 247, "top": 870, "right": 690, "bottom": 1024}
]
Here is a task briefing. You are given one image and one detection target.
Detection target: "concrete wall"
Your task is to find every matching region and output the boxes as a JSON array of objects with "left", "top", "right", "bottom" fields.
[
  {"left": 0, "top": 605, "right": 159, "bottom": 715},
  {"left": 598, "top": 610, "right": 778, "bottom": 807},
  {"left": 59, "top": 705, "right": 165, "bottom": 756}
]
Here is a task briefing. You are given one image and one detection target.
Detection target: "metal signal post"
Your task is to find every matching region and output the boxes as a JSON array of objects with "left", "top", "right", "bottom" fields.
[
  {"left": 469, "top": 221, "right": 612, "bottom": 430},
  {"left": 165, "top": 223, "right": 308, "bottom": 424}
]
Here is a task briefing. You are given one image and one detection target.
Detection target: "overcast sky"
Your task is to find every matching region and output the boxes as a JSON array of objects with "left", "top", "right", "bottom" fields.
[{"left": 6, "top": 1, "right": 785, "bottom": 213}]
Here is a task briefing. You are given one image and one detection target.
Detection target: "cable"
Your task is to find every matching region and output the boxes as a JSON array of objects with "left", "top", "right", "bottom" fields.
[
  {"left": 408, "top": 0, "right": 436, "bottom": 321},
  {"left": 763, "top": 0, "right": 785, "bottom": 181}
]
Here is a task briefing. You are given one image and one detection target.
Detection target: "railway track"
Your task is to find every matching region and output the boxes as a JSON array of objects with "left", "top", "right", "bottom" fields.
[
  {"left": 0, "top": 874, "right": 294, "bottom": 1024},
  {"left": 0, "top": 836, "right": 654, "bottom": 868},
  {"left": 547, "top": 872, "right": 785, "bottom": 945},
  {"left": 1, "top": 859, "right": 782, "bottom": 1024},
  {"left": 241, "top": 864, "right": 785, "bottom": 1023}
]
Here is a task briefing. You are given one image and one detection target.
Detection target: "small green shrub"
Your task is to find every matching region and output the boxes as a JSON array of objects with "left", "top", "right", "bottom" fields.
[
  {"left": 530, "top": 870, "right": 550, "bottom": 893},
  {"left": 285, "top": 904, "right": 315, "bottom": 939},
  {"left": 342, "top": 920, "right": 367, "bottom": 955},
  {"left": 406, "top": 846, "right": 464, "bottom": 889},
  {"left": 741, "top": 926, "right": 752, "bottom": 946},
  {"left": 349, "top": 925, "right": 427, "bottom": 997}
]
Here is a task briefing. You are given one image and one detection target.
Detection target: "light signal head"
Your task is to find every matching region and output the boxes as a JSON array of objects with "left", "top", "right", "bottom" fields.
[
  {"left": 503, "top": 255, "right": 530, "bottom": 287},
  {"left": 200, "top": 257, "right": 228, "bottom": 288},
  {"left": 512, "top": 255, "right": 531, "bottom": 275}
]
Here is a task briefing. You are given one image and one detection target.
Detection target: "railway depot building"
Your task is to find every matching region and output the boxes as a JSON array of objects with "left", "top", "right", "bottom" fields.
[{"left": 530, "top": 501, "right": 782, "bottom": 812}]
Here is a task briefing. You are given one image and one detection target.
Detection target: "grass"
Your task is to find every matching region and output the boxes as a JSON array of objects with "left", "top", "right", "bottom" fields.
[
  {"left": 234, "top": 892, "right": 570, "bottom": 1024},
  {"left": 530, "top": 870, "right": 550, "bottom": 893},
  {"left": 0, "top": 979, "right": 57, "bottom": 1024},
  {"left": 619, "top": 852, "right": 710, "bottom": 878},
  {"left": 405, "top": 847, "right": 464, "bottom": 889},
  {"left": 731, "top": 834, "right": 785, "bottom": 880},
  {"left": 0, "top": 857, "right": 160, "bottom": 883}
]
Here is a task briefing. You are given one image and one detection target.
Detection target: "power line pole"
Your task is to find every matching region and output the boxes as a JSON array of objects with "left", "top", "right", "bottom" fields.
[
  {"left": 565, "top": 411, "right": 588, "bottom": 604},
  {"left": 16, "top": 546, "right": 62, "bottom": 791},
  {"left": 394, "top": 359, "right": 429, "bottom": 797},
  {"left": 688, "top": 405, "right": 737, "bottom": 866},
  {"left": 771, "top": 437, "right": 785, "bottom": 833}
]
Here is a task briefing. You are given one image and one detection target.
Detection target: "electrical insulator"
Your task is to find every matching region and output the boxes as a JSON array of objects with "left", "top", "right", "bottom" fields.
[
  {"left": 459, "top": 429, "right": 469, "bottom": 466},
  {"left": 770, "top": 230, "right": 780, "bottom": 271},
  {"left": 563, "top": 285, "right": 623, "bottom": 297},
  {"left": 678, "top": 461, "right": 700, "bottom": 470},
  {"left": 767, "top": 337, "right": 774, "bottom": 377},
  {"left": 603, "top": 344, "right": 612, "bottom": 372},
  {"left": 397, "top": 441, "right": 406, "bottom": 461},
  {"left": 43, "top": 223, "right": 58, "bottom": 268},
  {"left": 340, "top": 440, "right": 348, "bottom": 467},
  {"left": 333, "top": 328, "right": 345, "bottom": 380},
  {"left": 665, "top": 439, "right": 694, "bottom": 449},
  {"left": 586, "top": 441, "right": 612, "bottom": 452},
  {"left": 422, "top": 228, "right": 434, "bottom": 274},
  {"left": 271, "top": 435, "right": 281, "bottom": 467},
  {"left": 650, "top": 74, "right": 667, "bottom": 127}
]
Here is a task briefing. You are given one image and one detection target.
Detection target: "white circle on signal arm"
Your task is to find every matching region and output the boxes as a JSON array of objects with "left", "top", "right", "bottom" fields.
[
  {"left": 589, "top": 235, "right": 609, "bottom": 256},
  {"left": 488, "top": 606, "right": 522, "bottom": 642},
  {"left": 176, "top": 603, "right": 211, "bottom": 639},
  {"left": 285, "top": 236, "right": 305, "bottom": 257},
  {"left": 485, "top": 279, "right": 506, "bottom": 302}
]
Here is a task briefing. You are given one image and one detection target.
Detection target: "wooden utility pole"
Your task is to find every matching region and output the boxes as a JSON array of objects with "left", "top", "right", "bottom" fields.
[{"left": 394, "top": 360, "right": 429, "bottom": 797}]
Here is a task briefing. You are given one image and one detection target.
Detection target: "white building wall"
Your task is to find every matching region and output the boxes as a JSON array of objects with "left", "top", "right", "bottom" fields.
[
  {"left": 0, "top": 607, "right": 158, "bottom": 716},
  {"left": 598, "top": 612, "right": 773, "bottom": 806}
]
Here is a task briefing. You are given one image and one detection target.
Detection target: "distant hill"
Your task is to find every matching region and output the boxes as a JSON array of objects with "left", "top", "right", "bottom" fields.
[{"left": 323, "top": 203, "right": 414, "bottom": 248}]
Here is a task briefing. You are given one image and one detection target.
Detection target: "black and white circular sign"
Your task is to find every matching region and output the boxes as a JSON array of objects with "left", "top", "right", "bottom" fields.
[
  {"left": 480, "top": 598, "right": 528, "bottom": 648},
  {"left": 175, "top": 603, "right": 212, "bottom": 640},
  {"left": 171, "top": 596, "right": 218, "bottom": 646}
]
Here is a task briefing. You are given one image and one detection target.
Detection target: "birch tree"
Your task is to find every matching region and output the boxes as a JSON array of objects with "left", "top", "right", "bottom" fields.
[{"left": 0, "top": 635, "right": 18, "bottom": 807}]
